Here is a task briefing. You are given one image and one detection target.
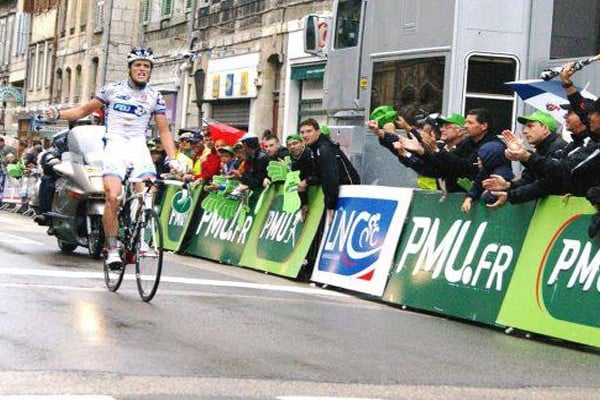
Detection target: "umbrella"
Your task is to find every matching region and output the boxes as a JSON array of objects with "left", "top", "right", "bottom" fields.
[
  {"left": 505, "top": 79, "right": 597, "bottom": 123},
  {"left": 202, "top": 117, "right": 246, "bottom": 146}
]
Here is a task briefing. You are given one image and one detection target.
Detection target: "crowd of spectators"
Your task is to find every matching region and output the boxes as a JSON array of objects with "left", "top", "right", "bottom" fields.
[{"left": 367, "top": 60, "right": 600, "bottom": 237}]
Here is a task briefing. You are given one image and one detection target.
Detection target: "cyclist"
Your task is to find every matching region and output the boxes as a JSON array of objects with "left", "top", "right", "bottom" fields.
[{"left": 43, "top": 46, "right": 183, "bottom": 267}]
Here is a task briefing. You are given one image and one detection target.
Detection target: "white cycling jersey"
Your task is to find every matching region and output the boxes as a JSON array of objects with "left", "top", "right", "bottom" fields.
[
  {"left": 95, "top": 80, "right": 166, "bottom": 179},
  {"left": 95, "top": 80, "right": 166, "bottom": 139}
]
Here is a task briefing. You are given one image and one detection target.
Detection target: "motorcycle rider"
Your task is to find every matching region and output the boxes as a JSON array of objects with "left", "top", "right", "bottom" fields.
[
  {"left": 34, "top": 114, "right": 103, "bottom": 227},
  {"left": 43, "top": 47, "right": 183, "bottom": 267}
]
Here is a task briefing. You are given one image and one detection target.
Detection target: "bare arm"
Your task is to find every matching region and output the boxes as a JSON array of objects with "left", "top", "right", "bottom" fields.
[
  {"left": 154, "top": 113, "right": 176, "bottom": 160},
  {"left": 57, "top": 98, "right": 103, "bottom": 121}
]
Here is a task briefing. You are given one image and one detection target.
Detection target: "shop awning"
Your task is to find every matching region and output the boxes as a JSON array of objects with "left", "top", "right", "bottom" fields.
[{"left": 291, "top": 64, "right": 326, "bottom": 81}]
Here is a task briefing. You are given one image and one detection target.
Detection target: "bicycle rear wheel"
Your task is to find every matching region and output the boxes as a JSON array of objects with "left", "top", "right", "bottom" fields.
[
  {"left": 103, "top": 253, "right": 125, "bottom": 292},
  {"left": 135, "top": 209, "right": 163, "bottom": 302}
]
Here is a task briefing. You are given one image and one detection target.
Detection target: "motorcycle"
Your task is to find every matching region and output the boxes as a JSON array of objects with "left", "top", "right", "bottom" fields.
[{"left": 32, "top": 125, "right": 106, "bottom": 258}]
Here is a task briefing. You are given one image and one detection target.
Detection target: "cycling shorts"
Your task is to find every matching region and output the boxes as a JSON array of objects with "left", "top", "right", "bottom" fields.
[{"left": 102, "top": 135, "right": 156, "bottom": 180}]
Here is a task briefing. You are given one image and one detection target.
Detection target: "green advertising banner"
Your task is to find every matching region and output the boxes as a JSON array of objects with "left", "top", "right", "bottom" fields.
[
  {"left": 382, "top": 191, "right": 536, "bottom": 325},
  {"left": 239, "top": 185, "right": 325, "bottom": 278},
  {"left": 158, "top": 183, "right": 203, "bottom": 252},
  {"left": 184, "top": 188, "right": 269, "bottom": 265},
  {"left": 497, "top": 196, "right": 600, "bottom": 348}
]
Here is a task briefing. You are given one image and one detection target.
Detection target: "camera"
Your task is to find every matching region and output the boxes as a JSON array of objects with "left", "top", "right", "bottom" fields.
[{"left": 414, "top": 111, "right": 441, "bottom": 138}]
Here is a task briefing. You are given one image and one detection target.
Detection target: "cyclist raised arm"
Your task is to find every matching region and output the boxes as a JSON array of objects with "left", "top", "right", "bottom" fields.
[{"left": 44, "top": 46, "right": 183, "bottom": 268}]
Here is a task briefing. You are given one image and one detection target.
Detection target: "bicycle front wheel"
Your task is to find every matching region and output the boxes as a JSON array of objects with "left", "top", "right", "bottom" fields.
[
  {"left": 135, "top": 209, "right": 163, "bottom": 302},
  {"left": 103, "top": 255, "right": 125, "bottom": 292}
]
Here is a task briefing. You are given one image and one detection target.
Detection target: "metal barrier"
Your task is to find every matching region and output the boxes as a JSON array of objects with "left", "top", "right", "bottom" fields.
[{"left": 0, "top": 173, "right": 39, "bottom": 215}]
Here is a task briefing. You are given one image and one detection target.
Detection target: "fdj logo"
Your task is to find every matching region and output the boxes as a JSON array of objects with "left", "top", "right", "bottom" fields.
[
  {"left": 320, "top": 197, "right": 396, "bottom": 278},
  {"left": 538, "top": 214, "right": 600, "bottom": 328},
  {"left": 113, "top": 102, "right": 145, "bottom": 116}
]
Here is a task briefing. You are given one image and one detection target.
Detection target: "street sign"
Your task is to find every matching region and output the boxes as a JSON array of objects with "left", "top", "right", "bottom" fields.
[{"left": 30, "top": 120, "right": 68, "bottom": 137}]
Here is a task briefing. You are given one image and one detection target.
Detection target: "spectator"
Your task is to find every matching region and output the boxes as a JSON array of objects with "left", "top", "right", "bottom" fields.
[
  {"left": 262, "top": 134, "right": 289, "bottom": 187},
  {"left": 400, "top": 109, "right": 502, "bottom": 192},
  {"left": 461, "top": 140, "right": 514, "bottom": 213},
  {"left": 482, "top": 111, "right": 566, "bottom": 204},
  {"left": 238, "top": 133, "right": 269, "bottom": 192},
  {"left": 287, "top": 134, "right": 315, "bottom": 214},
  {"left": 300, "top": 118, "right": 343, "bottom": 223},
  {"left": 217, "top": 146, "right": 239, "bottom": 178},
  {"left": 370, "top": 113, "right": 468, "bottom": 192}
]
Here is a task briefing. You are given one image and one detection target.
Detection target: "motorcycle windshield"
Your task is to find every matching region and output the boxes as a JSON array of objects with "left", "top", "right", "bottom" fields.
[{"left": 68, "top": 126, "right": 106, "bottom": 168}]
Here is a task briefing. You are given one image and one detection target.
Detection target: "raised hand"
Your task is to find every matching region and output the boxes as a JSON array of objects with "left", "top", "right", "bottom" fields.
[
  {"left": 482, "top": 174, "right": 510, "bottom": 191},
  {"left": 486, "top": 191, "right": 508, "bottom": 210},
  {"left": 392, "top": 140, "right": 410, "bottom": 157},
  {"left": 366, "top": 120, "right": 384, "bottom": 138},
  {"left": 420, "top": 129, "right": 437, "bottom": 153},
  {"left": 400, "top": 132, "right": 425, "bottom": 156},
  {"left": 501, "top": 130, "right": 528, "bottom": 161}
]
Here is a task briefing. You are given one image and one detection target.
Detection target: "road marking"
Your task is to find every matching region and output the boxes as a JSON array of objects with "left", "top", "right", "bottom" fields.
[
  {"left": 0, "top": 231, "right": 44, "bottom": 245},
  {"left": 0, "top": 397, "right": 116, "bottom": 400},
  {"left": 0, "top": 267, "right": 347, "bottom": 297},
  {"left": 277, "top": 397, "right": 383, "bottom": 400}
]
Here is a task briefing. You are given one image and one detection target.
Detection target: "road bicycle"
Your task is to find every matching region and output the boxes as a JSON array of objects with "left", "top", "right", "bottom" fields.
[{"left": 103, "top": 167, "right": 185, "bottom": 302}]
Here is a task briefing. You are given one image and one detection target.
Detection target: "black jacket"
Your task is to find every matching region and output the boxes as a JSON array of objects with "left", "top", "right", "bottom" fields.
[
  {"left": 241, "top": 149, "right": 269, "bottom": 190},
  {"left": 307, "top": 135, "right": 341, "bottom": 210},
  {"left": 507, "top": 133, "right": 567, "bottom": 203},
  {"left": 508, "top": 133, "right": 600, "bottom": 202},
  {"left": 291, "top": 147, "right": 315, "bottom": 206},
  {"left": 421, "top": 130, "right": 501, "bottom": 189}
]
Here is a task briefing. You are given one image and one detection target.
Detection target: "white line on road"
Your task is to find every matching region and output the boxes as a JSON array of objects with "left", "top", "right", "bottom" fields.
[
  {"left": 0, "top": 231, "right": 44, "bottom": 245},
  {"left": 0, "top": 397, "right": 116, "bottom": 400},
  {"left": 0, "top": 267, "right": 347, "bottom": 297},
  {"left": 277, "top": 397, "right": 383, "bottom": 400}
]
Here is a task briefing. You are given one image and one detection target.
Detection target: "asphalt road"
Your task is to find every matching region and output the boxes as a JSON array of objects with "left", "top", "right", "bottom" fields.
[{"left": 0, "top": 211, "right": 598, "bottom": 400}]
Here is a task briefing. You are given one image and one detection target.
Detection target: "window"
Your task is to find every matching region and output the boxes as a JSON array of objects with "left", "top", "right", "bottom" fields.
[
  {"left": 371, "top": 57, "right": 445, "bottom": 121},
  {"left": 80, "top": 0, "right": 89, "bottom": 30},
  {"left": 54, "top": 69, "right": 63, "bottom": 103},
  {"left": 74, "top": 65, "right": 82, "bottom": 103},
  {"left": 551, "top": 0, "right": 600, "bottom": 59},
  {"left": 142, "top": 0, "right": 151, "bottom": 23},
  {"left": 0, "top": 18, "right": 7, "bottom": 66},
  {"left": 185, "top": 0, "right": 193, "bottom": 11},
  {"left": 65, "top": 67, "right": 72, "bottom": 103},
  {"left": 334, "top": 0, "right": 362, "bottom": 49},
  {"left": 27, "top": 48, "right": 35, "bottom": 90},
  {"left": 69, "top": 0, "right": 78, "bottom": 35},
  {"left": 45, "top": 44, "right": 53, "bottom": 88},
  {"left": 36, "top": 44, "right": 44, "bottom": 89},
  {"left": 90, "top": 57, "right": 99, "bottom": 95},
  {"left": 161, "top": 0, "right": 173, "bottom": 17},
  {"left": 94, "top": 0, "right": 104, "bottom": 31},
  {"left": 12, "top": 13, "right": 30, "bottom": 56},
  {"left": 464, "top": 55, "right": 518, "bottom": 132},
  {"left": 58, "top": 0, "right": 67, "bottom": 36}
]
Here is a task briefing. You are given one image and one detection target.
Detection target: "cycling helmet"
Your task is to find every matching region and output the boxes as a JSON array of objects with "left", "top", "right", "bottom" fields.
[{"left": 127, "top": 46, "right": 155, "bottom": 67}]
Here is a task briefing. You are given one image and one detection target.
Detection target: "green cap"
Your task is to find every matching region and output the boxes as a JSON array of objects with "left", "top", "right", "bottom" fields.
[
  {"left": 517, "top": 110, "right": 558, "bottom": 133},
  {"left": 320, "top": 124, "right": 331, "bottom": 136},
  {"left": 286, "top": 134, "right": 303, "bottom": 142},
  {"left": 218, "top": 145, "right": 235, "bottom": 155},
  {"left": 370, "top": 105, "right": 398, "bottom": 128},
  {"left": 436, "top": 113, "right": 466, "bottom": 127}
]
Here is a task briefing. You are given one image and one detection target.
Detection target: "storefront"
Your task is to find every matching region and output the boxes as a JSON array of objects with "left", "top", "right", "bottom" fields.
[
  {"left": 291, "top": 63, "right": 326, "bottom": 126},
  {"left": 203, "top": 53, "right": 259, "bottom": 132}
]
